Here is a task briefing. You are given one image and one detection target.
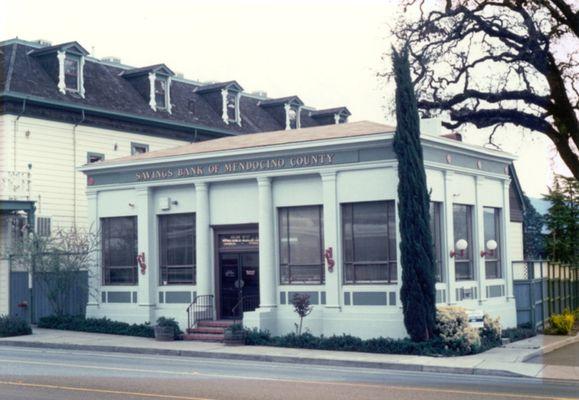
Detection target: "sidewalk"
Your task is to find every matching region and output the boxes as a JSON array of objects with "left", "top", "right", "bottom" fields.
[{"left": 0, "top": 328, "right": 577, "bottom": 380}]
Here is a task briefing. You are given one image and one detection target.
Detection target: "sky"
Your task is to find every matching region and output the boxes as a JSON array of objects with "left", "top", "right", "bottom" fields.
[{"left": 2, "top": 0, "right": 566, "bottom": 198}]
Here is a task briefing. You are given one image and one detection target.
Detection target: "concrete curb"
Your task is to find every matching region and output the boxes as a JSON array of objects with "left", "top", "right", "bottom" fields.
[
  {"left": 520, "top": 334, "right": 579, "bottom": 363},
  {"left": 0, "top": 340, "right": 525, "bottom": 378}
]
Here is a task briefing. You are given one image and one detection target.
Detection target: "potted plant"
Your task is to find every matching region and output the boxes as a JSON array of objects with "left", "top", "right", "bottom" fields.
[
  {"left": 154, "top": 317, "right": 181, "bottom": 341},
  {"left": 224, "top": 323, "right": 245, "bottom": 346}
]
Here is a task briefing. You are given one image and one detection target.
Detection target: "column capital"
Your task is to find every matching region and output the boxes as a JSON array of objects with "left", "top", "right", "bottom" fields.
[
  {"left": 195, "top": 181, "right": 208, "bottom": 191},
  {"left": 257, "top": 176, "right": 272, "bottom": 187},
  {"left": 320, "top": 171, "right": 337, "bottom": 181},
  {"left": 444, "top": 170, "right": 454, "bottom": 180}
]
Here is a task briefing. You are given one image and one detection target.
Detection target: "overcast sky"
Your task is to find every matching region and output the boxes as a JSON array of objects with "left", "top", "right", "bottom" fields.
[{"left": 2, "top": 0, "right": 563, "bottom": 198}]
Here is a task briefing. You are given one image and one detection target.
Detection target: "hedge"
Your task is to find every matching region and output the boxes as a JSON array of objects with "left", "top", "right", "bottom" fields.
[
  {"left": 0, "top": 315, "right": 32, "bottom": 337},
  {"left": 244, "top": 326, "right": 536, "bottom": 357},
  {"left": 38, "top": 315, "right": 155, "bottom": 338}
]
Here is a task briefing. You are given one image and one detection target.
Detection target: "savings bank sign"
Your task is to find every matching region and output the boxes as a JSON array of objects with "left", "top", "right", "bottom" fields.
[{"left": 134, "top": 152, "right": 337, "bottom": 183}]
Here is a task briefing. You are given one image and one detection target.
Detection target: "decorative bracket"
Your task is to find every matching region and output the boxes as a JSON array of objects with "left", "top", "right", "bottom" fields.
[{"left": 324, "top": 247, "right": 335, "bottom": 272}]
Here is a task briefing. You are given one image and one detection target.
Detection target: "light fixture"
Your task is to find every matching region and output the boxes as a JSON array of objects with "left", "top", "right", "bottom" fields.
[
  {"left": 480, "top": 239, "right": 498, "bottom": 257},
  {"left": 450, "top": 239, "right": 468, "bottom": 258}
]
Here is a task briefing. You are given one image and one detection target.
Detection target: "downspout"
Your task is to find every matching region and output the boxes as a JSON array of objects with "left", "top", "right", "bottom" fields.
[
  {"left": 72, "top": 109, "right": 86, "bottom": 227},
  {"left": 13, "top": 98, "right": 27, "bottom": 171}
]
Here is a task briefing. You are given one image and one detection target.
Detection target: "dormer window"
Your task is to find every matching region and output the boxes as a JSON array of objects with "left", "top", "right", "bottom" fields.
[
  {"left": 226, "top": 91, "right": 237, "bottom": 121},
  {"left": 284, "top": 102, "right": 302, "bottom": 130},
  {"left": 155, "top": 77, "right": 167, "bottom": 110},
  {"left": 258, "top": 96, "right": 304, "bottom": 130},
  {"left": 64, "top": 57, "right": 80, "bottom": 91}
]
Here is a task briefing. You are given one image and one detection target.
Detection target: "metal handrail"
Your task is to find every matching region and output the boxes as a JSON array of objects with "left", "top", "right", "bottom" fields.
[
  {"left": 186, "top": 294, "right": 214, "bottom": 330},
  {"left": 232, "top": 294, "right": 259, "bottom": 325}
]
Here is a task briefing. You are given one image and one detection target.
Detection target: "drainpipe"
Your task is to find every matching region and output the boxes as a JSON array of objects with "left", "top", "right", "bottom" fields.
[
  {"left": 13, "top": 98, "right": 27, "bottom": 171},
  {"left": 72, "top": 110, "right": 86, "bottom": 227}
]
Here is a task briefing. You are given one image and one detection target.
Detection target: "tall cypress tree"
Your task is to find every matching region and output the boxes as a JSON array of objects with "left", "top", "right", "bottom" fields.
[{"left": 392, "top": 46, "right": 436, "bottom": 342}]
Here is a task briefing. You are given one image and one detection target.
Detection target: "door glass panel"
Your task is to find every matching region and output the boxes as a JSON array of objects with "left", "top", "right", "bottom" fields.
[{"left": 220, "top": 254, "right": 239, "bottom": 318}]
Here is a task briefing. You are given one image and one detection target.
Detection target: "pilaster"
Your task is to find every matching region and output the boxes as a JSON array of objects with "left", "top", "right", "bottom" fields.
[
  {"left": 444, "top": 171, "right": 457, "bottom": 304},
  {"left": 135, "top": 187, "right": 156, "bottom": 322},
  {"left": 475, "top": 175, "right": 486, "bottom": 304},
  {"left": 148, "top": 72, "right": 157, "bottom": 111},
  {"left": 257, "top": 177, "right": 276, "bottom": 309},
  {"left": 57, "top": 51, "right": 66, "bottom": 94},
  {"left": 195, "top": 182, "right": 212, "bottom": 297},
  {"left": 502, "top": 178, "right": 514, "bottom": 301},
  {"left": 321, "top": 172, "right": 340, "bottom": 309},
  {"left": 86, "top": 191, "right": 100, "bottom": 307}
]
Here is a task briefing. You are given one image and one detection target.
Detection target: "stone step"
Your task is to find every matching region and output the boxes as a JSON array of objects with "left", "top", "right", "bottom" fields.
[
  {"left": 197, "top": 320, "right": 235, "bottom": 328},
  {"left": 182, "top": 333, "right": 225, "bottom": 342},
  {"left": 187, "top": 326, "right": 225, "bottom": 335}
]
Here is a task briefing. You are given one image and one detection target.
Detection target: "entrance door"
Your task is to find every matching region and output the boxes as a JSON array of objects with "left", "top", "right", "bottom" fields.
[{"left": 219, "top": 252, "right": 260, "bottom": 318}]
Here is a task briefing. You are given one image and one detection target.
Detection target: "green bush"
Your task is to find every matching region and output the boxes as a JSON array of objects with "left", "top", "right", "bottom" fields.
[
  {"left": 0, "top": 315, "right": 32, "bottom": 337},
  {"left": 244, "top": 328, "right": 498, "bottom": 356},
  {"left": 38, "top": 315, "right": 154, "bottom": 338},
  {"left": 501, "top": 327, "right": 536, "bottom": 343},
  {"left": 545, "top": 309, "right": 575, "bottom": 335}
]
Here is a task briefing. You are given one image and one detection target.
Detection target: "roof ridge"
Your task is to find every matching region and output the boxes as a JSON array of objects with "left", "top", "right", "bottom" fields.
[{"left": 5, "top": 42, "right": 17, "bottom": 92}]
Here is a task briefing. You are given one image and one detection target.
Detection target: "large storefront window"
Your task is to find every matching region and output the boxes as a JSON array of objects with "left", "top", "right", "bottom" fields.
[
  {"left": 342, "top": 201, "right": 397, "bottom": 284},
  {"left": 453, "top": 204, "right": 474, "bottom": 281},
  {"left": 483, "top": 207, "right": 501, "bottom": 279},
  {"left": 279, "top": 206, "right": 324, "bottom": 284},
  {"left": 101, "top": 217, "right": 138, "bottom": 285},
  {"left": 159, "top": 213, "right": 196, "bottom": 285},
  {"left": 429, "top": 202, "right": 443, "bottom": 282}
]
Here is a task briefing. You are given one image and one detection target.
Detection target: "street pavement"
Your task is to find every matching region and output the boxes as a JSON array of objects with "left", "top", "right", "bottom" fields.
[{"left": 0, "top": 346, "right": 577, "bottom": 400}]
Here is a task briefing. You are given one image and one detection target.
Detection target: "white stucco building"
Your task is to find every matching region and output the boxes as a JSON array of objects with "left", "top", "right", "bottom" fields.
[{"left": 81, "top": 121, "right": 520, "bottom": 339}]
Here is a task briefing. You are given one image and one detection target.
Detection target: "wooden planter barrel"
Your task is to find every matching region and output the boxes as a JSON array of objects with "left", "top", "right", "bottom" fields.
[
  {"left": 224, "top": 329, "right": 246, "bottom": 346},
  {"left": 154, "top": 326, "right": 175, "bottom": 341}
]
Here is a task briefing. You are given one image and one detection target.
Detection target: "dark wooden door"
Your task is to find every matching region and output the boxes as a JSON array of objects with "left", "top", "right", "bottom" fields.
[{"left": 219, "top": 252, "right": 259, "bottom": 318}]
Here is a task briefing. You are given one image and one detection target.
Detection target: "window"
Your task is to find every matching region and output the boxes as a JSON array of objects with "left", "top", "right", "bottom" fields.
[
  {"left": 226, "top": 91, "right": 238, "bottom": 122},
  {"left": 101, "top": 217, "right": 138, "bottom": 285},
  {"left": 155, "top": 76, "right": 167, "bottom": 109},
  {"left": 131, "top": 142, "right": 149, "bottom": 155},
  {"left": 288, "top": 106, "right": 299, "bottom": 129},
  {"left": 453, "top": 204, "right": 474, "bottom": 280},
  {"left": 64, "top": 57, "right": 79, "bottom": 91},
  {"left": 159, "top": 213, "right": 196, "bottom": 285},
  {"left": 429, "top": 202, "right": 443, "bottom": 282},
  {"left": 36, "top": 217, "right": 51, "bottom": 237},
  {"left": 279, "top": 206, "right": 324, "bottom": 284},
  {"left": 484, "top": 207, "right": 502, "bottom": 279},
  {"left": 342, "top": 201, "right": 397, "bottom": 284},
  {"left": 87, "top": 152, "right": 104, "bottom": 164}
]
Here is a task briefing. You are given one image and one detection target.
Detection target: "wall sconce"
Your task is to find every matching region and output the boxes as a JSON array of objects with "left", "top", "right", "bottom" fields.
[
  {"left": 171, "top": 200, "right": 179, "bottom": 206},
  {"left": 450, "top": 239, "right": 468, "bottom": 258},
  {"left": 114, "top": 143, "right": 118, "bottom": 151},
  {"left": 480, "top": 239, "right": 498, "bottom": 257},
  {"left": 128, "top": 203, "right": 135, "bottom": 208}
]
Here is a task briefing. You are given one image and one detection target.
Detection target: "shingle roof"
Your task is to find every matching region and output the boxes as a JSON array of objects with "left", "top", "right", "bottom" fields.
[
  {"left": 91, "top": 120, "right": 395, "bottom": 166},
  {"left": 310, "top": 107, "right": 351, "bottom": 117},
  {"left": 1, "top": 40, "right": 348, "bottom": 137}
]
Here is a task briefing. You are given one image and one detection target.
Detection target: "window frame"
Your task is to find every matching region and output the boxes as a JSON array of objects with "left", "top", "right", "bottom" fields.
[
  {"left": 158, "top": 213, "right": 196, "bottom": 285},
  {"left": 430, "top": 201, "right": 444, "bottom": 283},
  {"left": 131, "top": 142, "right": 149, "bottom": 155},
  {"left": 483, "top": 207, "right": 502, "bottom": 279},
  {"left": 341, "top": 200, "right": 397, "bottom": 285},
  {"left": 155, "top": 75, "right": 168, "bottom": 110},
  {"left": 101, "top": 216, "right": 138, "bottom": 286},
  {"left": 453, "top": 204, "right": 474, "bottom": 281},
  {"left": 87, "top": 152, "right": 105, "bottom": 164},
  {"left": 64, "top": 56, "right": 80, "bottom": 92},
  {"left": 278, "top": 205, "right": 325, "bottom": 285}
]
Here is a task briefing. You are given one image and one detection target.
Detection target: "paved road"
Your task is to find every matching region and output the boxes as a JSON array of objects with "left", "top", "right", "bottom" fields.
[
  {"left": 528, "top": 342, "right": 579, "bottom": 367},
  {"left": 0, "top": 346, "right": 576, "bottom": 400}
]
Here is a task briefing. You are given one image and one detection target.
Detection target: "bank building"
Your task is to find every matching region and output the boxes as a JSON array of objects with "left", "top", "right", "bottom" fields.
[
  {"left": 1, "top": 39, "right": 524, "bottom": 339},
  {"left": 81, "top": 120, "right": 524, "bottom": 339}
]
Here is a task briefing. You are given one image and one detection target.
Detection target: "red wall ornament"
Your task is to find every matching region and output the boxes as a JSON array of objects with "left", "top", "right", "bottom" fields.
[
  {"left": 324, "top": 247, "right": 335, "bottom": 272},
  {"left": 137, "top": 252, "right": 147, "bottom": 275}
]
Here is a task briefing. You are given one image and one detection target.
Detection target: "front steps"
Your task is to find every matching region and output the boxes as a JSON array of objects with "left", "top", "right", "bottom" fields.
[{"left": 182, "top": 320, "right": 234, "bottom": 342}]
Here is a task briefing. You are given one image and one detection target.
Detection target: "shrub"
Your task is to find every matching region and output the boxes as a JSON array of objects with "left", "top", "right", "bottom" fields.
[
  {"left": 38, "top": 315, "right": 154, "bottom": 338},
  {"left": 0, "top": 315, "right": 32, "bottom": 337},
  {"left": 243, "top": 329, "right": 492, "bottom": 356},
  {"left": 435, "top": 306, "right": 481, "bottom": 353},
  {"left": 502, "top": 327, "right": 535, "bottom": 343},
  {"left": 480, "top": 314, "right": 502, "bottom": 348},
  {"left": 546, "top": 309, "right": 575, "bottom": 335}
]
